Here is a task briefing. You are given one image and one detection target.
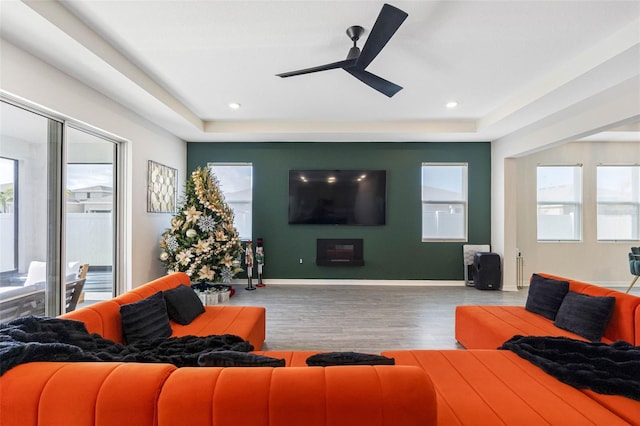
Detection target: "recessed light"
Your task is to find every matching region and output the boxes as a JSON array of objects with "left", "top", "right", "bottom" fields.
[
  {"left": 229, "top": 102, "right": 241, "bottom": 110},
  {"left": 446, "top": 101, "right": 458, "bottom": 109}
]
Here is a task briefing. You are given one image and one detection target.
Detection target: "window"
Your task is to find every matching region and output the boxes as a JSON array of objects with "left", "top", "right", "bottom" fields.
[
  {"left": 537, "top": 165, "right": 582, "bottom": 241},
  {"left": 597, "top": 165, "right": 639, "bottom": 241},
  {"left": 421, "top": 163, "right": 468, "bottom": 241},
  {"left": 208, "top": 163, "right": 252, "bottom": 240}
]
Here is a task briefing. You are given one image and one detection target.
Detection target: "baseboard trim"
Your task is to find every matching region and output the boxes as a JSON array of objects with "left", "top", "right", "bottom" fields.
[
  {"left": 589, "top": 280, "right": 628, "bottom": 288},
  {"left": 231, "top": 279, "right": 466, "bottom": 287}
]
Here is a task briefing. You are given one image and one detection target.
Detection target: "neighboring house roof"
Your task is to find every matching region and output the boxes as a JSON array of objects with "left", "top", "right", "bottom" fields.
[{"left": 69, "top": 185, "right": 112, "bottom": 193}]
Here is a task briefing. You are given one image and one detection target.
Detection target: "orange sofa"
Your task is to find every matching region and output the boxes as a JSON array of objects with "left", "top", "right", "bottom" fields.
[
  {"left": 2, "top": 271, "right": 638, "bottom": 425},
  {"left": 415, "top": 272, "right": 640, "bottom": 425},
  {"left": 455, "top": 272, "right": 640, "bottom": 349},
  {"left": 61, "top": 272, "right": 266, "bottom": 350},
  {"left": 383, "top": 349, "right": 640, "bottom": 425},
  {"left": 1, "top": 362, "right": 436, "bottom": 426},
  {"left": 0, "top": 272, "right": 437, "bottom": 426}
]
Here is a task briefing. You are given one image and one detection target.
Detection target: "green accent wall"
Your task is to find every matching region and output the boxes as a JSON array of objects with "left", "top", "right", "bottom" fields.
[{"left": 187, "top": 142, "right": 491, "bottom": 280}]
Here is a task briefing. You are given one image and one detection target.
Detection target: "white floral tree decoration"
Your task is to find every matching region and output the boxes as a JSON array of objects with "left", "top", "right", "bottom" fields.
[{"left": 159, "top": 167, "right": 243, "bottom": 283}]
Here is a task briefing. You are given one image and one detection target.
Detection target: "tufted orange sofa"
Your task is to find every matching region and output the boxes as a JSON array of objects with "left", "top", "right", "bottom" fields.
[
  {"left": 382, "top": 348, "right": 640, "bottom": 425},
  {"left": 0, "top": 272, "right": 437, "bottom": 426},
  {"left": 410, "top": 272, "right": 640, "bottom": 425},
  {"left": 60, "top": 272, "right": 266, "bottom": 349},
  {"left": 1, "top": 362, "right": 436, "bottom": 426},
  {"left": 455, "top": 272, "right": 640, "bottom": 349},
  {"left": 3, "top": 271, "right": 638, "bottom": 425}
]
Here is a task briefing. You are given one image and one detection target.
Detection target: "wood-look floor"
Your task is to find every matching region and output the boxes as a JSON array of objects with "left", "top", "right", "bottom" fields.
[{"left": 227, "top": 284, "right": 530, "bottom": 353}]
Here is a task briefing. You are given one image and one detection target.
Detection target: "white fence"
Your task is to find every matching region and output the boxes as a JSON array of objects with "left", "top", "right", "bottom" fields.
[
  {"left": 0, "top": 214, "right": 15, "bottom": 271},
  {"left": 66, "top": 213, "right": 113, "bottom": 267},
  {"left": 1, "top": 213, "right": 112, "bottom": 273}
]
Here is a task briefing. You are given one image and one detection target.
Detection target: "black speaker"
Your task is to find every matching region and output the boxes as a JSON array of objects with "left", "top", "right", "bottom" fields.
[{"left": 473, "top": 252, "right": 502, "bottom": 290}]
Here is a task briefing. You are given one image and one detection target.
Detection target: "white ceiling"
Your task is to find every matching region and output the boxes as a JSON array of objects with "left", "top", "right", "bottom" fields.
[{"left": 1, "top": 0, "right": 639, "bottom": 143}]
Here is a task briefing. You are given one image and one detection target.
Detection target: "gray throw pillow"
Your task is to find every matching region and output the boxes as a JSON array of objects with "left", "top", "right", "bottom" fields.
[
  {"left": 525, "top": 274, "right": 570, "bottom": 320},
  {"left": 163, "top": 284, "right": 205, "bottom": 325},
  {"left": 306, "top": 352, "right": 395, "bottom": 366},
  {"left": 198, "top": 351, "right": 285, "bottom": 367},
  {"left": 120, "top": 292, "right": 172, "bottom": 344},
  {"left": 554, "top": 292, "right": 615, "bottom": 342}
]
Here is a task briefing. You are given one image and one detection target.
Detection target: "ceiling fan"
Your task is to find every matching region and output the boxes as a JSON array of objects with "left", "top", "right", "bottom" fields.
[{"left": 276, "top": 3, "right": 408, "bottom": 98}]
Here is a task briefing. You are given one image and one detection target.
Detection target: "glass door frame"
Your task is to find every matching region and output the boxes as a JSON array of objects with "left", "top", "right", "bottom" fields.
[{"left": 1, "top": 93, "right": 127, "bottom": 316}]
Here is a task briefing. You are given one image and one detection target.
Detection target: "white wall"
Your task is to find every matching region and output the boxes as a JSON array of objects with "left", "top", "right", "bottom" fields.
[
  {"left": 516, "top": 141, "right": 640, "bottom": 287},
  {"left": 492, "top": 76, "right": 640, "bottom": 290},
  {"left": 0, "top": 39, "right": 186, "bottom": 289}
]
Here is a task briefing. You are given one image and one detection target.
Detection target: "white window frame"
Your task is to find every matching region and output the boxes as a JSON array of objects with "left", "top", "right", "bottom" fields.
[
  {"left": 421, "top": 162, "right": 468, "bottom": 242},
  {"left": 536, "top": 165, "right": 582, "bottom": 242},
  {"left": 208, "top": 162, "right": 253, "bottom": 240},
  {"left": 596, "top": 164, "right": 640, "bottom": 242}
]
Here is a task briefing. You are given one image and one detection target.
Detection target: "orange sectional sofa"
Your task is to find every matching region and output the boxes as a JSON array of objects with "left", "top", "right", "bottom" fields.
[
  {"left": 455, "top": 272, "right": 640, "bottom": 349},
  {"left": 60, "top": 272, "right": 266, "bottom": 350},
  {"left": 2, "top": 271, "right": 639, "bottom": 425},
  {"left": 0, "top": 272, "right": 437, "bottom": 426},
  {"left": 382, "top": 349, "right": 639, "bottom": 425},
  {"left": 255, "top": 349, "right": 637, "bottom": 424},
  {"left": 1, "top": 361, "right": 436, "bottom": 426},
  {"left": 409, "top": 272, "right": 640, "bottom": 425}
]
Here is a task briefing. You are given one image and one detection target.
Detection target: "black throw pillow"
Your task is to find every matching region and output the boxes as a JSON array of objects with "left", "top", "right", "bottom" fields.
[
  {"left": 554, "top": 292, "right": 615, "bottom": 342},
  {"left": 163, "top": 284, "right": 205, "bottom": 325},
  {"left": 306, "top": 352, "right": 395, "bottom": 366},
  {"left": 120, "top": 292, "right": 172, "bottom": 344},
  {"left": 525, "top": 274, "right": 570, "bottom": 320},
  {"left": 198, "top": 351, "right": 285, "bottom": 367}
]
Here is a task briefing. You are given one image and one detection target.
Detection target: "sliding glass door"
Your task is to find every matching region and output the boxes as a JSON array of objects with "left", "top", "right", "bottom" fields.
[
  {"left": 0, "top": 99, "right": 121, "bottom": 320},
  {"left": 65, "top": 127, "right": 116, "bottom": 308},
  {"left": 0, "top": 101, "right": 57, "bottom": 320}
]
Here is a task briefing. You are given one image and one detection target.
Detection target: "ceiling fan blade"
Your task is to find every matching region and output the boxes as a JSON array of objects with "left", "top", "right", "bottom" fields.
[
  {"left": 355, "top": 3, "right": 408, "bottom": 70},
  {"left": 344, "top": 68, "right": 402, "bottom": 97},
  {"left": 276, "top": 59, "right": 357, "bottom": 78}
]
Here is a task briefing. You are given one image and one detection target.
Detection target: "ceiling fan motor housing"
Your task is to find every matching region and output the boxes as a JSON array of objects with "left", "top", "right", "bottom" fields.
[{"left": 346, "top": 25, "right": 365, "bottom": 42}]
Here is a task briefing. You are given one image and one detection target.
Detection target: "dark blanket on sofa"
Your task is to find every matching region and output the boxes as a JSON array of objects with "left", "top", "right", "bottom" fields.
[
  {"left": 0, "top": 316, "right": 253, "bottom": 375},
  {"left": 500, "top": 335, "right": 640, "bottom": 401}
]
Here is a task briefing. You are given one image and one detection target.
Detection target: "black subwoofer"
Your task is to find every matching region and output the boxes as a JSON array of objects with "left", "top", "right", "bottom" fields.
[{"left": 473, "top": 252, "right": 502, "bottom": 290}]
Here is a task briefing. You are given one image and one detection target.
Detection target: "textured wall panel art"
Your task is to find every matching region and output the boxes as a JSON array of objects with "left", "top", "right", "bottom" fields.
[{"left": 147, "top": 160, "right": 177, "bottom": 213}]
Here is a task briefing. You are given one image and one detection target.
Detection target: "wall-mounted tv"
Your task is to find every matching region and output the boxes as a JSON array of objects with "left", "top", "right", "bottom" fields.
[{"left": 288, "top": 170, "right": 386, "bottom": 225}]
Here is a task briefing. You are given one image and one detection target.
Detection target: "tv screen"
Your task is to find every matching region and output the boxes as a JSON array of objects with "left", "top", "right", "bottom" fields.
[{"left": 288, "top": 170, "right": 386, "bottom": 225}]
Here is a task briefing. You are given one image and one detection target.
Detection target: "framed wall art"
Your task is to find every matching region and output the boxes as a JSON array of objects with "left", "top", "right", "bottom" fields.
[{"left": 147, "top": 160, "right": 177, "bottom": 213}]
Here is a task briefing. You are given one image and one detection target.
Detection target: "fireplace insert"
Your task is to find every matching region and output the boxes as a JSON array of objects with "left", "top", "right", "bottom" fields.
[{"left": 316, "top": 238, "right": 364, "bottom": 266}]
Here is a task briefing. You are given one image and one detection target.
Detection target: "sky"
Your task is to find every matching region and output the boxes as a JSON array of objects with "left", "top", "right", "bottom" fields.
[
  {"left": 0, "top": 158, "right": 14, "bottom": 186},
  {"left": 0, "top": 159, "right": 112, "bottom": 190},
  {"left": 66, "top": 164, "right": 113, "bottom": 190}
]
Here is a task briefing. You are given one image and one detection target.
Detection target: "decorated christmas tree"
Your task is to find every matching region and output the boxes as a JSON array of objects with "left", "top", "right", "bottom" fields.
[{"left": 159, "top": 167, "right": 243, "bottom": 283}]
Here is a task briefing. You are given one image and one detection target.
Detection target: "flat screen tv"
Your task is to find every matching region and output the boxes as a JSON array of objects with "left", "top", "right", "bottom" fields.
[{"left": 288, "top": 169, "right": 386, "bottom": 225}]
